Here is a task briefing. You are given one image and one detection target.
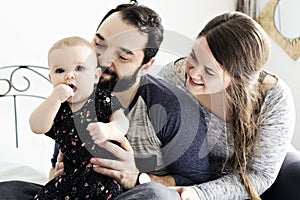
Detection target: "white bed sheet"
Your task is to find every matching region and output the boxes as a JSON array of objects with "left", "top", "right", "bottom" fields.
[{"left": 0, "top": 160, "right": 48, "bottom": 185}]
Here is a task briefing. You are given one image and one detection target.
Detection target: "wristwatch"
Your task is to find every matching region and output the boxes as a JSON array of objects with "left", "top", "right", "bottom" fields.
[{"left": 137, "top": 172, "right": 151, "bottom": 185}]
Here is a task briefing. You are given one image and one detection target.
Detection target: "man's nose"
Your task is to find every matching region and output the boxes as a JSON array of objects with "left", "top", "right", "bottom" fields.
[{"left": 97, "top": 49, "right": 115, "bottom": 67}]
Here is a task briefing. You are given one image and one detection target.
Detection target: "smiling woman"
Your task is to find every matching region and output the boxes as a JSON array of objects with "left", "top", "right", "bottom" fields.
[{"left": 158, "top": 11, "right": 298, "bottom": 200}]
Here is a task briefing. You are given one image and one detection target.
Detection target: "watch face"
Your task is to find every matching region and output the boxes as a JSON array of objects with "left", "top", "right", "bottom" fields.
[{"left": 139, "top": 173, "right": 151, "bottom": 184}]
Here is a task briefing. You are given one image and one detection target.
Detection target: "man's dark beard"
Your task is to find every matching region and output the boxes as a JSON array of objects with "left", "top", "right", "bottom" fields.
[{"left": 98, "top": 66, "right": 142, "bottom": 92}]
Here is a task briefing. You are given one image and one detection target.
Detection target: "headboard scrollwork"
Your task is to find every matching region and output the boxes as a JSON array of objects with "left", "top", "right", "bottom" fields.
[
  {"left": 0, "top": 65, "right": 50, "bottom": 97},
  {"left": 0, "top": 65, "right": 51, "bottom": 147}
]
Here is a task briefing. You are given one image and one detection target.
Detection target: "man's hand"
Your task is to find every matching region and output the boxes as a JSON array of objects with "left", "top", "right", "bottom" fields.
[
  {"left": 90, "top": 137, "right": 139, "bottom": 189},
  {"left": 169, "top": 186, "right": 200, "bottom": 200},
  {"left": 54, "top": 150, "right": 64, "bottom": 177}
]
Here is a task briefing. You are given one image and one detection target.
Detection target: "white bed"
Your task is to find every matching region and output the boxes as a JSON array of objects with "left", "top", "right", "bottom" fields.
[{"left": 0, "top": 65, "right": 54, "bottom": 185}]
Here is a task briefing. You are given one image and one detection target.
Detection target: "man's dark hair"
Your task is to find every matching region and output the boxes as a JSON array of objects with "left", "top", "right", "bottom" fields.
[{"left": 96, "top": 1, "right": 164, "bottom": 64}]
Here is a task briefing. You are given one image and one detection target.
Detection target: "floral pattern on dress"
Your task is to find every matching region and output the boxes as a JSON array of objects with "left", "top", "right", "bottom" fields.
[{"left": 34, "top": 87, "right": 122, "bottom": 200}]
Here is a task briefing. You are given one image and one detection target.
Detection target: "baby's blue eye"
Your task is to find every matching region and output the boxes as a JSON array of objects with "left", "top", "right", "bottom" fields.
[
  {"left": 76, "top": 65, "right": 85, "bottom": 71},
  {"left": 55, "top": 68, "right": 64, "bottom": 73}
]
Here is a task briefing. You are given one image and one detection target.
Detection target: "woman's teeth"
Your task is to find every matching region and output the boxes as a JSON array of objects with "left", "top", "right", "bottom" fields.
[{"left": 192, "top": 78, "right": 203, "bottom": 85}]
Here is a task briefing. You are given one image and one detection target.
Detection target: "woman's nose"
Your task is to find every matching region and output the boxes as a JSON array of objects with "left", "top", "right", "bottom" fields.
[{"left": 189, "top": 67, "right": 202, "bottom": 79}]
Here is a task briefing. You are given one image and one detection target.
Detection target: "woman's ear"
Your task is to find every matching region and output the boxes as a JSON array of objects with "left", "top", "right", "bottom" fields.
[
  {"left": 140, "top": 58, "right": 155, "bottom": 75},
  {"left": 223, "top": 71, "right": 232, "bottom": 89},
  {"left": 94, "top": 67, "right": 102, "bottom": 83}
]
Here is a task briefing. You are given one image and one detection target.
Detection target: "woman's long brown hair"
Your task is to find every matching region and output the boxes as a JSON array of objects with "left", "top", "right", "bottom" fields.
[{"left": 198, "top": 12, "right": 270, "bottom": 200}]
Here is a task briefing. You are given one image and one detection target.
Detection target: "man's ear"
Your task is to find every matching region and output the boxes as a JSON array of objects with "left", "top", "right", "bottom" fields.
[
  {"left": 140, "top": 58, "right": 155, "bottom": 75},
  {"left": 94, "top": 67, "right": 102, "bottom": 83}
]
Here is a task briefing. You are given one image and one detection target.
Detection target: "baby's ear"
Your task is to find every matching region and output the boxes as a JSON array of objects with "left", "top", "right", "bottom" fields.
[{"left": 95, "top": 67, "right": 101, "bottom": 83}]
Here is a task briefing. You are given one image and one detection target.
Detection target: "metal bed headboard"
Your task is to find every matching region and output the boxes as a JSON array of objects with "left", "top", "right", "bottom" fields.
[{"left": 0, "top": 65, "right": 51, "bottom": 148}]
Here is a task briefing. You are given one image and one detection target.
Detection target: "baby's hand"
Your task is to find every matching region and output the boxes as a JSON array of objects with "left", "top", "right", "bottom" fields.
[
  {"left": 52, "top": 84, "right": 74, "bottom": 103},
  {"left": 86, "top": 122, "right": 109, "bottom": 144}
]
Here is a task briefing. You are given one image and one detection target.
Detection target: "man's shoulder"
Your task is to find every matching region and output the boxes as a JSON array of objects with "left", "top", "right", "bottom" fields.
[
  {"left": 135, "top": 74, "right": 199, "bottom": 111},
  {"left": 140, "top": 74, "right": 187, "bottom": 96}
]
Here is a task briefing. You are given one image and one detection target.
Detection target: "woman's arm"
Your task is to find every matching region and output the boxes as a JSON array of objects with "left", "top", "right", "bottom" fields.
[
  {"left": 159, "top": 61, "right": 296, "bottom": 198},
  {"left": 194, "top": 79, "right": 296, "bottom": 199}
]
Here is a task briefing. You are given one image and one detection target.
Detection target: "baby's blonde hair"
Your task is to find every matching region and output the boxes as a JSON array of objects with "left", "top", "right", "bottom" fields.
[{"left": 48, "top": 36, "right": 95, "bottom": 66}]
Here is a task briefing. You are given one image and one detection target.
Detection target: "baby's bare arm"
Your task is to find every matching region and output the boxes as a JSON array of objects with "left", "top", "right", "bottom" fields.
[
  {"left": 29, "top": 84, "right": 73, "bottom": 134},
  {"left": 87, "top": 109, "right": 129, "bottom": 144}
]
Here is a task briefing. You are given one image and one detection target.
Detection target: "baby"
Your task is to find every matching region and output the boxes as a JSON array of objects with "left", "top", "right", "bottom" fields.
[{"left": 29, "top": 36, "right": 129, "bottom": 199}]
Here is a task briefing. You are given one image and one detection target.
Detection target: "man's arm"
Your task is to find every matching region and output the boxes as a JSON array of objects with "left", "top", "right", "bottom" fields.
[
  {"left": 149, "top": 174, "right": 176, "bottom": 186},
  {"left": 152, "top": 79, "right": 210, "bottom": 186},
  {"left": 49, "top": 142, "right": 60, "bottom": 180},
  {"left": 52, "top": 149, "right": 65, "bottom": 178}
]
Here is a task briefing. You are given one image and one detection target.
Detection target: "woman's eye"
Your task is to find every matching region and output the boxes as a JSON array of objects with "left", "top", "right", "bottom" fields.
[
  {"left": 190, "top": 53, "right": 196, "bottom": 61},
  {"left": 55, "top": 68, "right": 64, "bottom": 73},
  {"left": 204, "top": 67, "right": 214, "bottom": 76},
  {"left": 76, "top": 65, "right": 85, "bottom": 71}
]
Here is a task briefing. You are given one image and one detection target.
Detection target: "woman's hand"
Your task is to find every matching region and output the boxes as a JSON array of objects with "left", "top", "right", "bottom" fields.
[
  {"left": 54, "top": 151, "right": 64, "bottom": 177},
  {"left": 169, "top": 186, "right": 200, "bottom": 200},
  {"left": 90, "top": 137, "right": 139, "bottom": 189}
]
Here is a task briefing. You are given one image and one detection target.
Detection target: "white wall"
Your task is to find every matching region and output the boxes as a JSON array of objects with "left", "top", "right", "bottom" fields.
[
  {"left": 0, "top": 0, "right": 235, "bottom": 67},
  {"left": 0, "top": 0, "right": 298, "bottom": 179}
]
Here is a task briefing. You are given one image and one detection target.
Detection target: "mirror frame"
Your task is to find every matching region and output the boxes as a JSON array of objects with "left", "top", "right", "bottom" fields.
[{"left": 258, "top": 0, "right": 300, "bottom": 60}]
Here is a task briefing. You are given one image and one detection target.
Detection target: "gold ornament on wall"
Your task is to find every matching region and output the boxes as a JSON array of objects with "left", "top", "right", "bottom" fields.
[{"left": 257, "top": 0, "right": 300, "bottom": 60}]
